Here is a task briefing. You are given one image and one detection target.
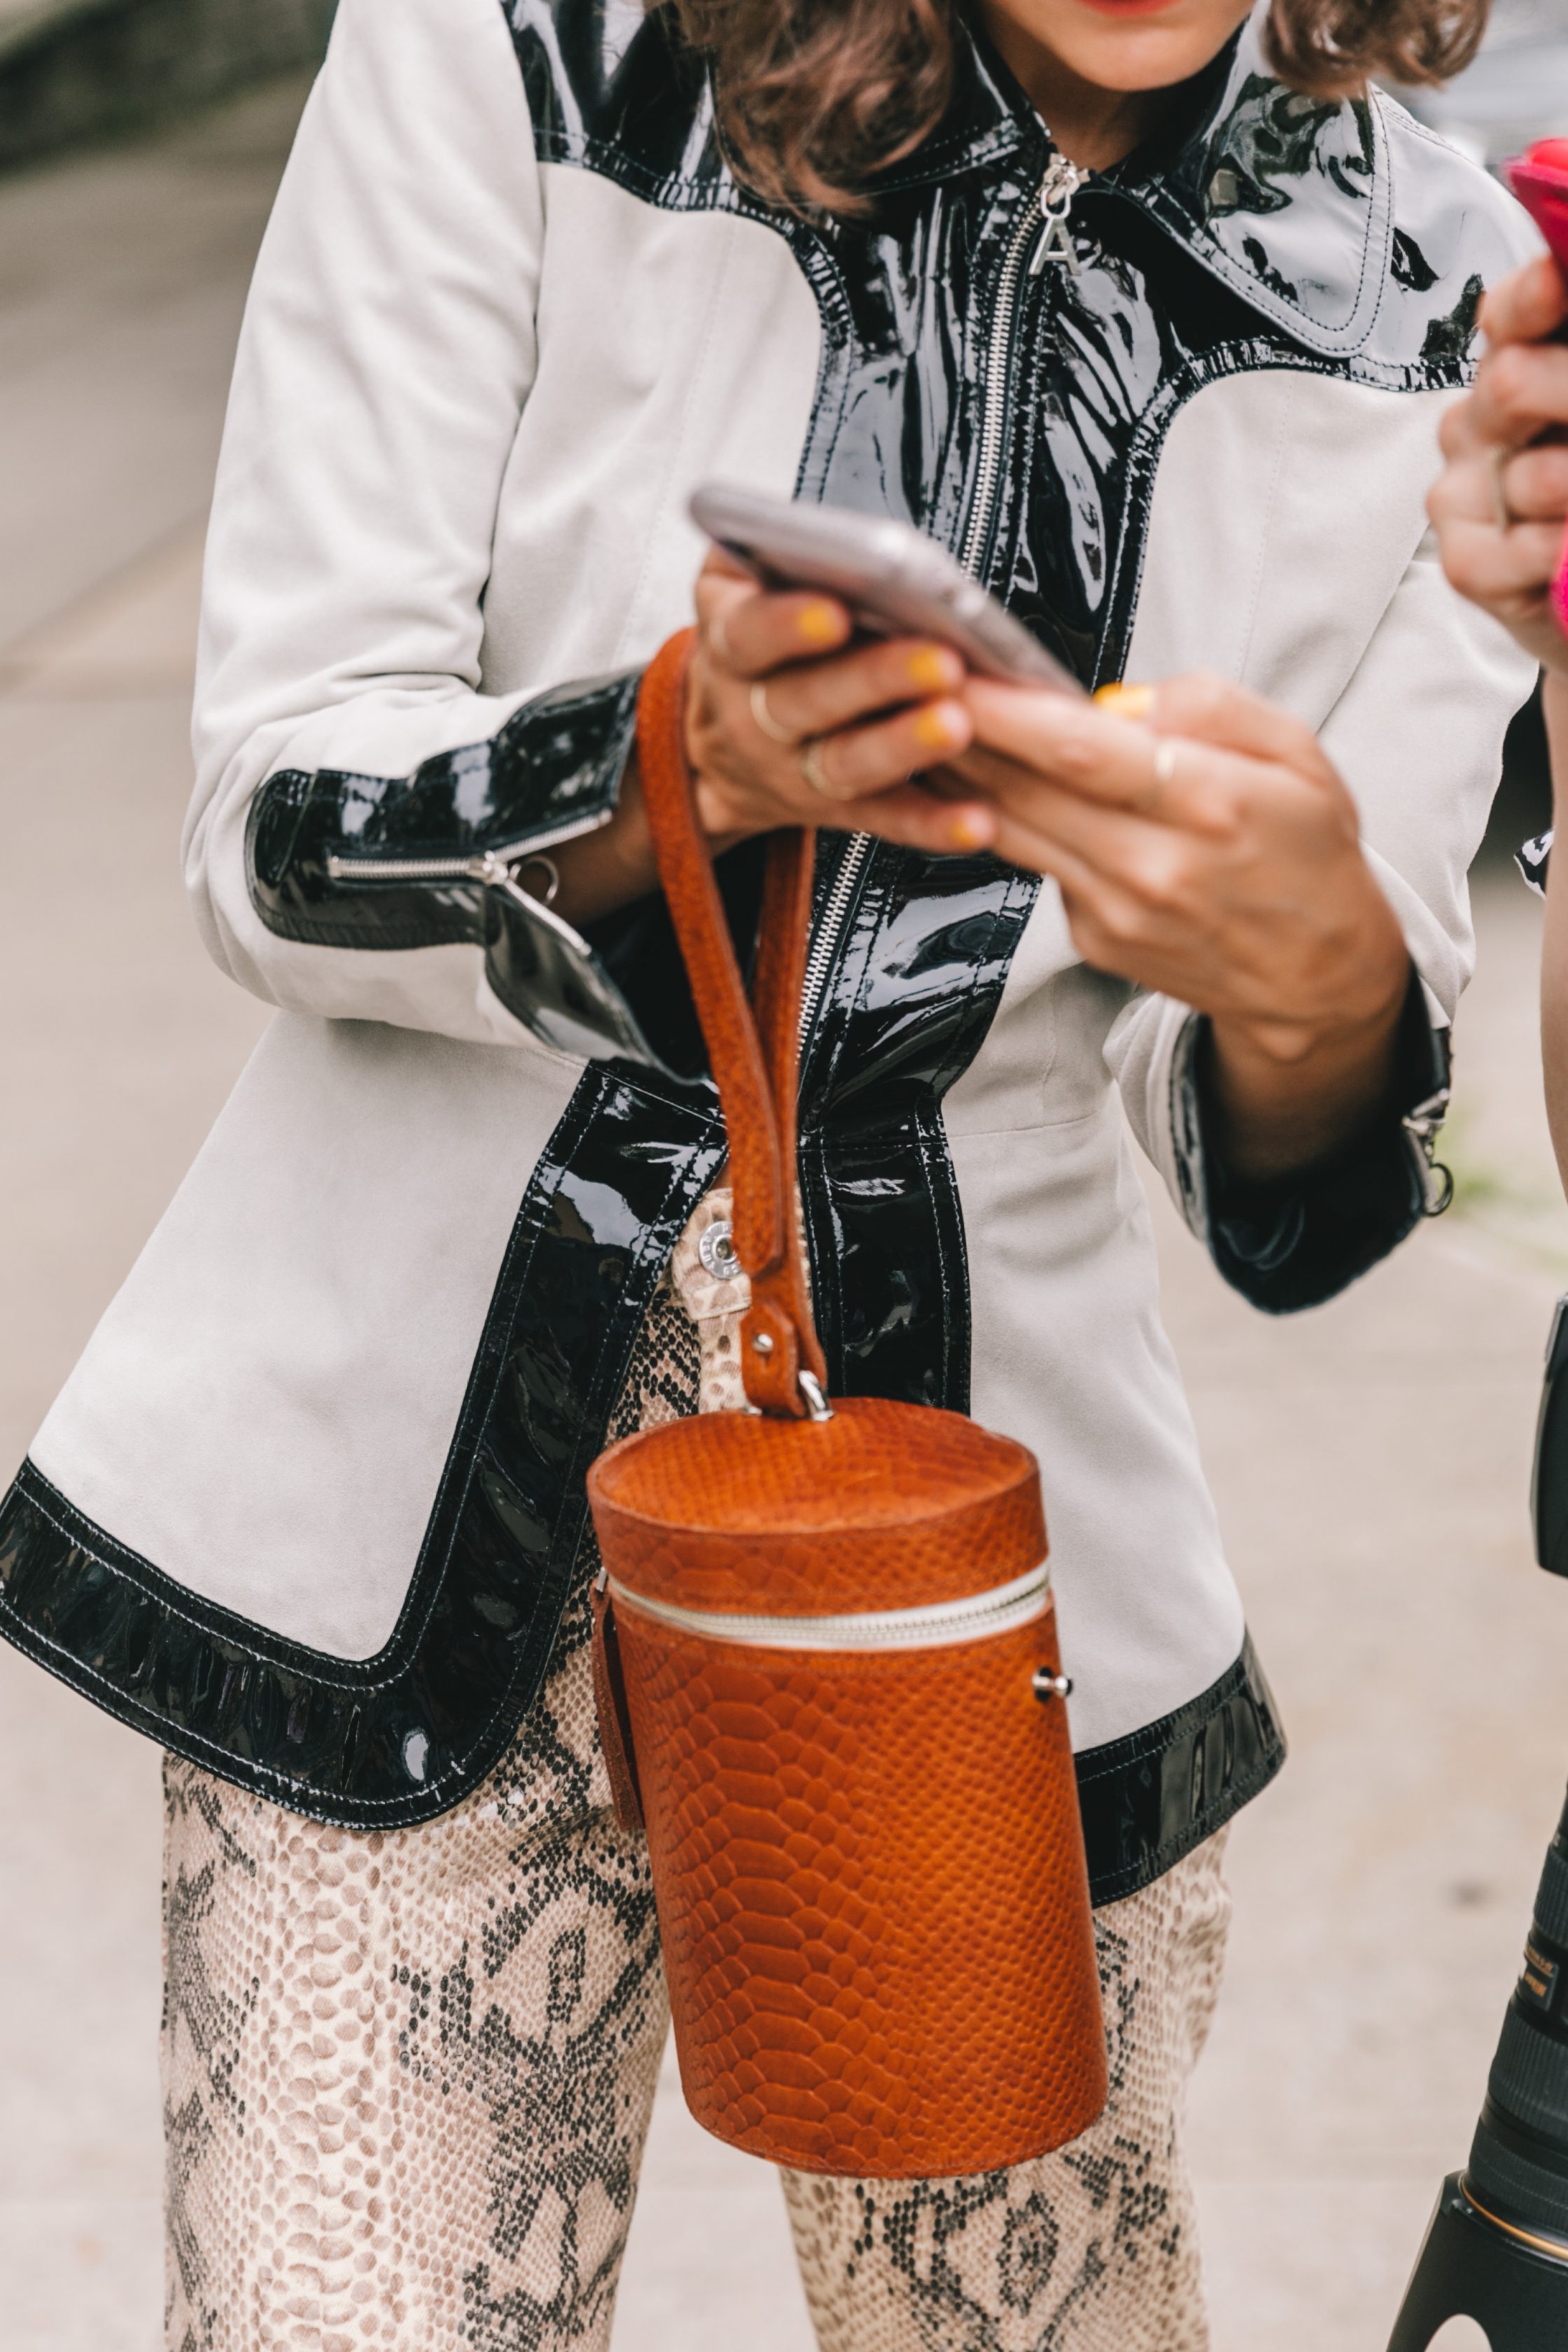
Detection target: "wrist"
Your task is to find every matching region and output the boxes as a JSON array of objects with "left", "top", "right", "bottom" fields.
[
  {"left": 1207, "top": 952, "right": 1411, "bottom": 1184},
  {"left": 692, "top": 767, "right": 757, "bottom": 857},
  {"left": 1210, "top": 928, "right": 1408, "bottom": 1077}
]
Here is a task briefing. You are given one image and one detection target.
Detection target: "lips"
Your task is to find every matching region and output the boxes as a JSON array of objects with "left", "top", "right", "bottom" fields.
[{"left": 1072, "top": 0, "right": 1184, "bottom": 15}]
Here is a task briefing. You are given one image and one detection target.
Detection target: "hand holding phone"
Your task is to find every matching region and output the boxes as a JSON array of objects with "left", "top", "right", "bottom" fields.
[{"left": 690, "top": 484, "right": 1084, "bottom": 697}]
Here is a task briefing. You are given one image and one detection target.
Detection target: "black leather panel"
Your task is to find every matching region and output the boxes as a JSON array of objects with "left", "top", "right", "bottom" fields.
[
  {"left": 0, "top": 1070, "right": 724, "bottom": 1826},
  {"left": 1198, "top": 970, "right": 1454, "bottom": 1315},
  {"left": 0, "top": 1448, "right": 1278, "bottom": 1898},
  {"left": 1074, "top": 1633, "right": 1286, "bottom": 1905},
  {"left": 248, "top": 670, "right": 653, "bottom": 1060}
]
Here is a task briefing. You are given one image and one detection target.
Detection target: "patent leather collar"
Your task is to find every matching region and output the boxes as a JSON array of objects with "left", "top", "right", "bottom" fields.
[
  {"left": 1109, "top": 16, "right": 1391, "bottom": 360},
  {"left": 892, "top": 10, "right": 1486, "bottom": 365}
]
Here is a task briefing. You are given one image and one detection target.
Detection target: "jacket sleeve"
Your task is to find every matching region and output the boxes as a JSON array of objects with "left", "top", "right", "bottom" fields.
[
  {"left": 1104, "top": 524, "right": 1538, "bottom": 1312},
  {"left": 185, "top": 0, "right": 656, "bottom": 1065}
]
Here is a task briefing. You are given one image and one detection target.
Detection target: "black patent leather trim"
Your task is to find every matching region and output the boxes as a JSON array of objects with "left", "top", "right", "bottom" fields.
[
  {"left": 1075, "top": 1631, "right": 1286, "bottom": 1907},
  {"left": 504, "top": 4, "right": 1518, "bottom": 384},
  {"left": 0, "top": 1068, "right": 724, "bottom": 1826},
  {"left": 797, "top": 836, "right": 1038, "bottom": 1414},
  {"left": 1193, "top": 968, "right": 1452, "bottom": 1315},
  {"left": 0, "top": 1445, "right": 1283, "bottom": 1889},
  {"left": 247, "top": 669, "right": 663, "bottom": 1065}
]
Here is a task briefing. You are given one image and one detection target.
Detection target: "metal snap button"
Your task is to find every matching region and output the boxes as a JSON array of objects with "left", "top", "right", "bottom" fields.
[{"left": 698, "top": 1219, "right": 743, "bottom": 1281}]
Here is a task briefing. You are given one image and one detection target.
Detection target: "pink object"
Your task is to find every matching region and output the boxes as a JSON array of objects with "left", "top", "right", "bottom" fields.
[{"left": 1505, "top": 144, "right": 1568, "bottom": 635}]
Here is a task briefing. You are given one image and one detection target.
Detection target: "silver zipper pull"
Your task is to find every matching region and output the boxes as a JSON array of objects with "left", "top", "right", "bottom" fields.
[
  {"left": 1402, "top": 1086, "right": 1455, "bottom": 1217},
  {"left": 1028, "top": 156, "right": 1086, "bottom": 277}
]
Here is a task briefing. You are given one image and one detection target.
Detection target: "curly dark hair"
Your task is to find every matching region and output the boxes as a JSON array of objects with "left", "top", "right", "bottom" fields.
[{"left": 666, "top": 0, "right": 1490, "bottom": 214}]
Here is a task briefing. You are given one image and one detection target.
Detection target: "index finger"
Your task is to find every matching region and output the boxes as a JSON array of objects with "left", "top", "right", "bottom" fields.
[
  {"left": 962, "top": 671, "right": 1333, "bottom": 813},
  {"left": 1135, "top": 672, "right": 1336, "bottom": 787}
]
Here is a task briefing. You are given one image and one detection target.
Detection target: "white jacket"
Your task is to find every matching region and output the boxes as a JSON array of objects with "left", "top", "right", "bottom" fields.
[{"left": 0, "top": 0, "right": 1536, "bottom": 1899}]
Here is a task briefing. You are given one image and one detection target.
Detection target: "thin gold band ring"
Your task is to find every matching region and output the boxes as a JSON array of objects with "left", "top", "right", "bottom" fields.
[
  {"left": 799, "top": 738, "right": 837, "bottom": 797},
  {"left": 750, "top": 680, "right": 800, "bottom": 745}
]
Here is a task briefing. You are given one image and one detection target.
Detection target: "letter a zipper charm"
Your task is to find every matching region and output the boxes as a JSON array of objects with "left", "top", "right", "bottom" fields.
[{"left": 1029, "top": 156, "right": 1086, "bottom": 277}]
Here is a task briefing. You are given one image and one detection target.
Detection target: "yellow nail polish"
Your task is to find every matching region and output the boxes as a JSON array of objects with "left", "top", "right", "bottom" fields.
[
  {"left": 1093, "top": 681, "right": 1155, "bottom": 719},
  {"left": 798, "top": 600, "right": 843, "bottom": 648},
  {"left": 906, "top": 646, "right": 956, "bottom": 694},
  {"left": 914, "top": 704, "right": 961, "bottom": 752},
  {"left": 948, "top": 810, "right": 991, "bottom": 850}
]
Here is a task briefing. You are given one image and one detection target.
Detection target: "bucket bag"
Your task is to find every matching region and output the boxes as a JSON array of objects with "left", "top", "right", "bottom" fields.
[{"left": 587, "top": 629, "right": 1107, "bottom": 2180}]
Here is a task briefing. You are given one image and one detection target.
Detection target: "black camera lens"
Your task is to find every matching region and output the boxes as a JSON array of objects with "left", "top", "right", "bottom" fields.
[{"left": 1465, "top": 1801, "right": 1568, "bottom": 2244}]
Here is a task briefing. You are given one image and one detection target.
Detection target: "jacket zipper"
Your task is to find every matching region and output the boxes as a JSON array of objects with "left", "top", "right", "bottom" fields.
[
  {"left": 323, "top": 808, "right": 611, "bottom": 890},
  {"left": 797, "top": 830, "right": 873, "bottom": 1046},
  {"left": 326, "top": 848, "right": 517, "bottom": 885},
  {"left": 796, "top": 153, "right": 1086, "bottom": 1056},
  {"left": 1403, "top": 1086, "right": 1455, "bottom": 1216},
  {"left": 608, "top": 1559, "right": 1050, "bottom": 1651},
  {"left": 959, "top": 153, "right": 1086, "bottom": 579}
]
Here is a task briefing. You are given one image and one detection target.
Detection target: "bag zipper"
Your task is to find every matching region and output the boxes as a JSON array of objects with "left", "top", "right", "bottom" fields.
[
  {"left": 608, "top": 1559, "right": 1050, "bottom": 1651},
  {"left": 796, "top": 155, "right": 1086, "bottom": 1058}
]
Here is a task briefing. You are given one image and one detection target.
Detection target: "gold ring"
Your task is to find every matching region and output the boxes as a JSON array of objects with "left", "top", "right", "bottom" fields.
[
  {"left": 799, "top": 738, "right": 837, "bottom": 797},
  {"left": 1491, "top": 445, "right": 1515, "bottom": 531},
  {"left": 750, "top": 679, "right": 799, "bottom": 745}
]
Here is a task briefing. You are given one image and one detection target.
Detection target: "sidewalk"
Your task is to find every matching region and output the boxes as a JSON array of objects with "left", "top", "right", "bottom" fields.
[{"left": 2, "top": 86, "right": 1565, "bottom": 2352}]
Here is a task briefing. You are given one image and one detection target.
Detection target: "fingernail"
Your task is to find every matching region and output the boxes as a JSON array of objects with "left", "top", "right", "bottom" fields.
[
  {"left": 798, "top": 600, "right": 843, "bottom": 648},
  {"left": 907, "top": 645, "right": 961, "bottom": 694},
  {"left": 1093, "top": 682, "right": 1155, "bottom": 720},
  {"left": 948, "top": 809, "right": 993, "bottom": 850},
  {"left": 915, "top": 701, "right": 965, "bottom": 752}
]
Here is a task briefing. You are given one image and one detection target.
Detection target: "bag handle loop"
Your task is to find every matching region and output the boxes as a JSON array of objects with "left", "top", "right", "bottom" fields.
[{"left": 636, "top": 629, "right": 830, "bottom": 1420}]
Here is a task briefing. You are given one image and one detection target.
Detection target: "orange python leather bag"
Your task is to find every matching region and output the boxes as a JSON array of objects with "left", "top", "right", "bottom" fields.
[{"left": 586, "top": 629, "right": 1107, "bottom": 2180}]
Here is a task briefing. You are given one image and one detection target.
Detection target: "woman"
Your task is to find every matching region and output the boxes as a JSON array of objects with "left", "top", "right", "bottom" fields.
[{"left": 0, "top": 0, "right": 1534, "bottom": 2344}]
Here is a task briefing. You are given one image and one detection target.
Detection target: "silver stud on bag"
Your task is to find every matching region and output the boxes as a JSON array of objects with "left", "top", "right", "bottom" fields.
[
  {"left": 699, "top": 1219, "right": 743, "bottom": 1281},
  {"left": 1031, "top": 1667, "right": 1072, "bottom": 1702},
  {"left": 752, "top": 1331, "right": 775, "bottom": 1355}
]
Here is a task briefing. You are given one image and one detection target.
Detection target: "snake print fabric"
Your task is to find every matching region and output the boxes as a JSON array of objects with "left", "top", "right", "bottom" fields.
[
  {"left": 161, "top": 1189, "right": 1228, "bottom": 2350},
  {"left": 159, "top": 1284, "right": 699, "bottom": 2352},
  {"left": 778, "top": 1834, "right": 1231, "bottom": 2352}
]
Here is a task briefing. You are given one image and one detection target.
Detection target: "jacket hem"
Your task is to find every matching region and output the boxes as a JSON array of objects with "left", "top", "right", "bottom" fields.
[
  {"left": 0, "top": 1457, "right": 1283, "bottom": 1891},
  {"left": 1075, "top": 1631, "right": 1287, "bottom": 1906}
]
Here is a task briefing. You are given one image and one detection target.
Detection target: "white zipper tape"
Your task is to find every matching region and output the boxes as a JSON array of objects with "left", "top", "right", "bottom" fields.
[{"left": 608, "top": 1561, "right": 1050, "bottom": 1653}]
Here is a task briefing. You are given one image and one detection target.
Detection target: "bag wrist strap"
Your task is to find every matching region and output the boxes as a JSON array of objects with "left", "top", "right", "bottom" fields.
[{"left": 636, "top": 629, "right": 830, "bottom": 1419}]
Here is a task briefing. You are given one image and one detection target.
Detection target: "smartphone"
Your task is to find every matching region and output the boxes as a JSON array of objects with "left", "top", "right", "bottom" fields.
[{"left": 690, "top": 482, "right": 1085, "bottom": 696}]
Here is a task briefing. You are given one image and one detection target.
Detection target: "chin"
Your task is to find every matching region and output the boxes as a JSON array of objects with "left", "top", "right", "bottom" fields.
[{"left": 1018, "top": 0, "right": 1254, "bottom": 93}]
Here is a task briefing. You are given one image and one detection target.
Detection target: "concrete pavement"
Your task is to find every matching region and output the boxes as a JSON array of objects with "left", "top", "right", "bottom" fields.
[{"left": 3, "top": 82, "right": 1567, "bottom": 2352}]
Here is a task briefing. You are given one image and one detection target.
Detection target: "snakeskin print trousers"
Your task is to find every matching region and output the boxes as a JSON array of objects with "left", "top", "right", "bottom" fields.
[{"left": 161, "top": 1194, "right": 1231, "bottom": 2352}]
